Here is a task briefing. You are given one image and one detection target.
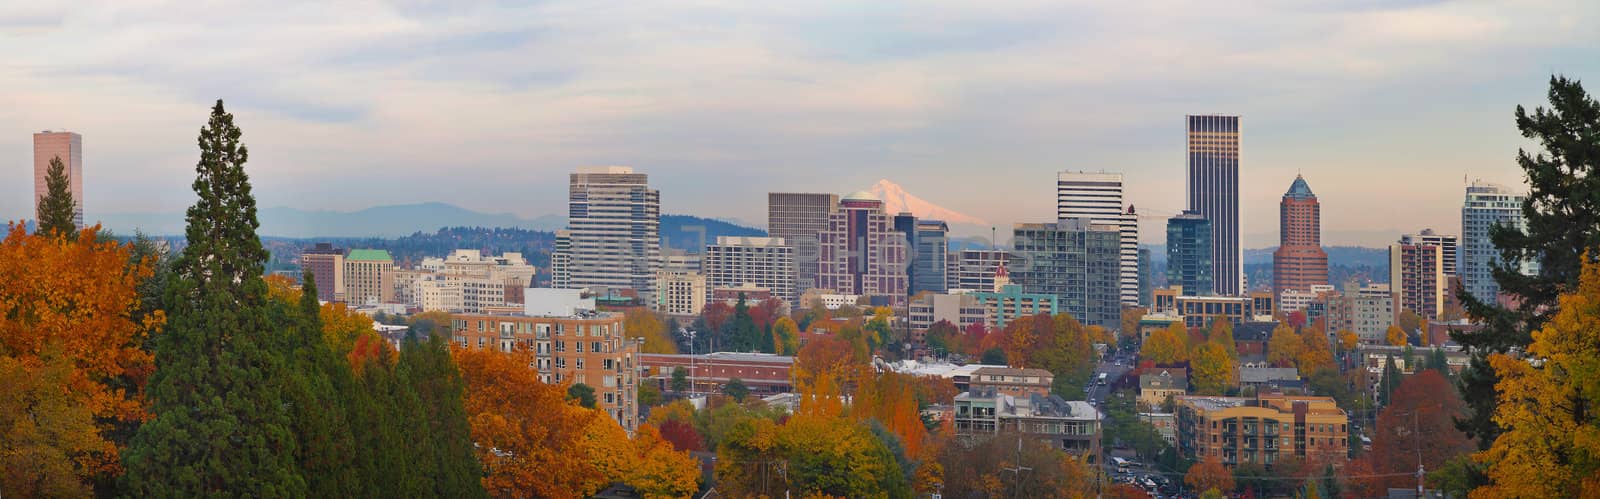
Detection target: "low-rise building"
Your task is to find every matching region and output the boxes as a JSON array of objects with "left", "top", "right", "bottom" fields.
[
  {"left": 969, "top": 367, "right": 1054, "bottom": 398},
  {"left": 1151, "top": 287, "right": 1276, "bottom": 329},
  {"left": 1237, "top": 367, "right": 1304, "bottom": 394},
  {"left": 955, "top": 387, "right": 1103, "bottom": 463},
  {"left": 799, "top": 288, "right": 860, "bottom": 310},
  {"left": 1139, "top": 368, "right": 1188, "bottom": 409},
  {"left": 968, "top": 283, "right": 1060, "bottom": 329},
  {"left": 655, "top": 270, "right": 707, "bottom": 316},
  {"left": 1139, "top": 412, "right": 1178, "bottom": 446},
  {"left": 1175, "top": 393, "right": 1349, "bottom": 467},
  {"left": 450, "top": 290, "right": 640, "bottom": 432},
  {"left": 639, "top": 352, "right": 794, "bottom": 396}
]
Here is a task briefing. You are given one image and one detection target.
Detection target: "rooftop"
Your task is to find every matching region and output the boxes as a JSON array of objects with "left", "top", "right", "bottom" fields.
[
  {"left": 1284, "top": 174, "right": 1316, "bottom": 200},
  {"left": 1238, "top": 367, "right": 1302, "bottom": 383},
  {"left": 346, "top": 249, "right": 393, "bottom": 262},
  {"left": 972, "top": 366, "right": 1054, "bottom": 379}
]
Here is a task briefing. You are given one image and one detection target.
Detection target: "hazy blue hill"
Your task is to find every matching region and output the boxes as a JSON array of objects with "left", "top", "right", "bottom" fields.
[
  {"left": 95, "top": 202, "right": 565, "bottom": 237},
  {"left": 661, "top": 214, "right": 766, "bottom": 251}
]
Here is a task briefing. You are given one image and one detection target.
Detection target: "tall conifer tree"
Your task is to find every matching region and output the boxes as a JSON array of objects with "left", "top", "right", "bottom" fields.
[
  {"left": 121, "top": 100, "right": 305, "bottom": 495},
  {"left": 35, "top": 155, "right": 77, "bottom": 237}
]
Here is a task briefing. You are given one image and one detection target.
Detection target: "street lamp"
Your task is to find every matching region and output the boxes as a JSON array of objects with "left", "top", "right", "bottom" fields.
[{"left": 678, "top": 327, "right": 698, "bottom": 394}]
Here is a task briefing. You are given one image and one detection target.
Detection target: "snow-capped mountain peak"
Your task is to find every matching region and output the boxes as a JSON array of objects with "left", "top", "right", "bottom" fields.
[{"left": 866, "top": 179, "right": 987, "bottom": 226}]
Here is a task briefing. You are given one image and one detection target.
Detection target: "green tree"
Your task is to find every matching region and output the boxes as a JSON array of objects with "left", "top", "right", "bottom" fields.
[
  {"left": 980, "top": 347, "right": 1008, "bottom": 365},
  {"left": 569, "top": 383, "right": 598, "bottom": 408},
  {"left": 639, "top": 381, "right": 663, "bottom": 408},
  {"left": 1455, "top": 75, "right": 1600, "bottom": 448},
  {"left": 723, "top": 377, "right": 749, "bottom": 402},
  {"left": 398, "top": 331, "right": 486, "bottom": 497},
  {"left": 34, "top": 155, "right": 77, "bottom": 238},
  {"left": 122, "top": 100, "right": 306, "bottom": 496},
  {"left": 280, "top": 273, "right": 360, "bottom": 496},
  {"left": 670, "top": 367, "right": 689, "bottom": 393},
  {"left": 1379, "top": 355, "right": 1401, "bottom": 407}
]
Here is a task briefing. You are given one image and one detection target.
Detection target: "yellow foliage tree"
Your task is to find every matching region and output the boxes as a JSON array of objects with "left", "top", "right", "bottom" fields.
[
  {"left": 772, "top": 316, "right": 801, "bottom": 355},
  {"left": 1473, "top": 258, "right": 1600, "bottom": 498},
  {"left": 628, "top": 423, "right": 702, "bottom": 498},
  {"left": 0, "top": 347, "right": 111, "bottom": 497},
  {"left": 1190, "top": 342, "right": 1236, "bottom": 396},
  {"left": 626, "top": 308, "right": 678, "bottom": 354},
  {"left": 1385, "top": 324, "right": 1407, "bottom": 346},
  {"left": 456, "top": 346, "right": 607, "bottom": 497},
  {"left": 1266, "top": 322, "right": 1302, "bottom": 368},
  {"left": 1294, "top": 327, "right": 1335, "bottom": 373},
  {"left": 1141, "top": 322, "right": 1189, "bottom": 365},
  {"left": 0, "top": 224, "right": 161, "bottom": 482},
  {"left": 1337, "top": 329, "right": 1360, "bottom": 351}
]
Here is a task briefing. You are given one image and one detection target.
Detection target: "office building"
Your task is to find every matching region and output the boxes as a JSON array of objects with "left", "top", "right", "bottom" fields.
[
  {"left": 1010, "top": 219, "right": 1121, "bottom": 329},
  {"left": 703, "top": 236, "right": 795, "bottom": 304},
  {"left": 1401, "top": 229, "right": 1458, "bottom": 277},
  {"left": 893, "top": 215, "right": 949, "bottom": 295},
  {"left": 768, "top": 193, "right": 839, "bottom": 295},
  {"left": 1057, "top": 171, "right": 1140, "bottom": 305},
  {"left": 1151, "top": 287, "right": 1276, "bottom": 329},
  {"left": 949, "top": 249, "right": 1013, "bottom": 292},
  {"left": 1175, "top": 394, "right": 1349, "bottom": 467},
  {"left": 33, "top": 131, "right": 84, "bottom": 228},
  {"left": 816, "top": 192, "right": 910, "bottom": 303},
  {"left": 968, "top": 281, "right": 1061, "bottom": 329},
  {"left": 300, "top": 243, "right": 345, "bottom": 302},
  {"left": 1390, "top": 240, "right": 1446, "bottom": 320},
  {"left": 1187, "top": 115, "right": 1242, "bottom": 295},
  {"left": 414, "top": 250, "right": 538, "bottom": 313},
  {"left": 1138, "top": 248, "right": 1153, "bottom": 307},
  {"left": 1278, "top": 284, "right": 1334, "bottom": 314},
  {"left": 555, "top": 166, "right": 662, "bottom": 298},
  {"left": 907, "top": 292, "right": 986, "bottom": 331},
  {"left": 1321, "top": 283, "right": 1398, "bottom": 344},
  {"left": 1272, "top": 175, "right": 1328, "bottom": 299},
  {"left": 1167, "top": 211, "right": 1214, "bottom": 296},
  {"left": 451, "top": 291, "right": 640, "bottom": 432},
  {"left": 1462, "top": 181, "right": 1534, "bottom": 303},
  {"left": 343, "top": 249, "right": 394, "bottom": 306},
  {"left": 655, "top": 270, "right": 707, "bottom": 316}
]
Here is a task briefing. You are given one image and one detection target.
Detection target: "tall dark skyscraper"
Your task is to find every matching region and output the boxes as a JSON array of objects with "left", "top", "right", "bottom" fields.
[
  {"left": 1186, "top": 115, "right": 1241, "bottom": 295},
  {"left": 1167, "top": 210, "right": 1214, "bottom": 296},
  {"left": 768, "top": 192, "right": 838, "bottom": 294}
]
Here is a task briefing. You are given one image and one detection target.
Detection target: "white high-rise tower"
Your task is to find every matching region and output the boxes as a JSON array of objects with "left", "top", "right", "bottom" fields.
[{"left": 1057, "top": 171, "right": 1139, "bottom": 306}]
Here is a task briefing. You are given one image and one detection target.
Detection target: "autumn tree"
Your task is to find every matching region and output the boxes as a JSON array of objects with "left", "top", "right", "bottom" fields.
[
  {"left": 1295, "top": 326, "right": 1335, "bottom": 373},
  {"left": 1385, "top": 324, "right": 1408, "bottom": 347},
  {"left": 121, "top": 101, "right": 306, "bottom": 496},
  {"left": 457, "top": 346, "right": 607, "bottom": 497},
  {"left": 1454, "top": 77, "right": 1600, "bottom": 448},
  {"left": 854, "top": 372, "right": 929, "bottom": 457},
  {"left": 1396, "top": 310, "right": 1423, "bottom": 336},
  {"left": 1207, "top": 317, "right": 1237, "bottom": 357},
  {"left": 35, "top": 155, "right": 78, "bottom": 237},
  {"left": 1185, "top": 456, "right": 1235, "bottom": 494},
  {"left": 937, "top": 432, "right": 1096, "bottom": 499},
  {"left": 0, "top": 347, "right": 108, "bottom": 497},
  {"left": 1190, "top": 341, "right": 1235, "bottom": 396},
  {"left": 924, "top": 319, "right": 960, "bottom": 356},
  {"left": 1266, "top": 322, "right": 1302, "bottom": 368},
  {"left": 772, "top": 316, "right": 801, "bottom": 355},
  {"left": 1473, "top": 257, "right": 1600, "bottom": 497},
  {"left": 1353, "top": 369, "right": 1473, "bottom": 493},
  {"left": 0, "top": 224, "right": 160, "bottom": 491},
  {"left": 628, "top": 424, "right": 702, "bottom": 498},
  {"left": 1337, "top": 329, "right": 1360, "bottom": 352},
  {"left": 627, "top": 308, "right": 678, "bottom": 354},
  {"left": 1142, "top": 322, "right": 1189, "bottom": 365}
]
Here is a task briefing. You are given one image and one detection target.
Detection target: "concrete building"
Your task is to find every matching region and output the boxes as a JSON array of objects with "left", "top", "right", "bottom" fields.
[
  {"left": 1140, "top": 368, "right": 1189, "bottom": 410},
  {"left": 907, "top": 292, "right": 986, "bottom": 331},
  {"left": 33, "top": 130, "right": 84, "bottom": 228},
  {"left": 816, "top": 191, "right": 909, "bottom": 304},
  {"left": 1140, "top": 412, "right": 1178, "bottom": 446},
  {"left": 555, "top": 166, "right": 662, "bottom": 299},
  {"left": 1391, "top": 240, "right": 1447, "bottom": 320},
  {"left": 655, "top": 270, "right": 707, "bottom": 316},
  {"left": 799, "top": 289, "right": 861, "bottom": 310},
  {"left": 661, "top": 249, "right": 701, "bottom": 273},
  {"left": 344, "top": 249, "right": 394, "bottom": 306},
  {"left": 1011, "top": 219, "right": 1122, "bottom": 329},
  {"left": 1462, "top": 181, "right": 1533, "bottom": 303},
  {"left": 413, "top": 250, "right": 538, "bottom": 313},
  {"left": 1175, "top": 393, "right": 1349, "bottom": 467},
  {"left": 299, "top": 243, "right": 345, "bottom": 302},
  {"left": 948, "top": 249, "right": 1014, "bottom": 292},
  {"left": 703, "top": 236, "right": 795, "bottom": 305},
  {"left": 1187, "top": 115, "right": 1242, "bottom": 296},
  {"left": 1151, "top": 287, "right": 1276, "bottom": 329},
  {"left": 968, "top": 282, "right": 1060, "bottom": 329},
  {"left": 1279, "top": 284, "right": 1335, "bottom": 314},
  {"left": 1273, "top": 175, "right": 1329, "bottom": 300},
  {"left": 1057, "top": 171, "right": 1140, "bottom": 306},
  {"left": 1401, "top": 229, "right": 1458, "bottom": 278},
  {"left": 768, "top": 193, "right": 838, "bottom": 295},
  {"left": 451, "top": 291, "right": 640, "bottom": 432},
  {"left": 1167, "top": 211, "right": 1214, "bottom": 296},
  {"left": 955, "top": 388, "right": 1103, "bottom": 463}
]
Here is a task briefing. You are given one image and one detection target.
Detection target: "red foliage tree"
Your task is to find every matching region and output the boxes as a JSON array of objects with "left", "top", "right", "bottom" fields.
[
  {"left": 657, "top": 419, "right": 704, "bottom": 452},
  {"left": 1354, "top": 369, "right": 1474, "bottom": 492},
  {"left": 702, "top": 302, "right": 733, "bottom": 333}
]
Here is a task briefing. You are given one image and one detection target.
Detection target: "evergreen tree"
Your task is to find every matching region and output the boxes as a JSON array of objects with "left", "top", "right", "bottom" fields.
[
  {"left": 671, "top": 366, "right": 690, "bottom": 392},
  {"left": 398, "top": 332, "right": 486, "bottom": 498},
  {"left": 283, "top": 273, "right": 361, "bottom": 496},
  {"left": 35, "top": 155, "right": 77, "bottom": 237},
  {"left": 1455, "top": 76, "right": 1600, "bottom": 448},
  {"left": 724, "top": 378, "right": 749, "bottom": 402},
  {"left": 1379, "top": 356, "right": 1401, "bottom": 407},
  {"left": 569, "top": 383, "right": 598, "bottom": 408},
  {"left": 121, "top": 100, "right": 306, "bottom": 495},
  {"left": 728, "top": 293, "right": 758, "bottom": 352}
]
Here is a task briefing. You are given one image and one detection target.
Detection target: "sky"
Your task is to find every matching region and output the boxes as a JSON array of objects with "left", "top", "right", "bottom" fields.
[{"left": 3, "top": 0, "right": 1598, "bottom": 247}]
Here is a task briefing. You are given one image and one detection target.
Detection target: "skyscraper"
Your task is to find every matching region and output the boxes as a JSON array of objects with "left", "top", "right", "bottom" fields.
[
  {"left": 1166, "top": 211, "right": 1213, "bottom": 296},
  {"left": 1390, "top": 239, "right": 1446, "bottom": 320},
  {"left": 300, "top": 243, "right": 346, "bottom": 302},
  {"left": 894, "top": 214, "right": 950, "bottom": 295},
  {"left": 816, "top": 191, "right": 909, "bottom": 302},
  {"left": 1010, "top": 218, "right": 1122, "bottom": 329},
  {"left": 703, "top": 236, "right": 796, "bottom": 304},
  {"left": 33, "top": 130, "right": 84, "bottom": 228},
  {"left": 1461, "top": 181, "right": 1534, "bottom": 303},
  {"left": 1401, "top": 229, "right": 1459, "bottom": 278},
  {"left": 1057, "top": 171, "right": 1139, "bottom": 306},
  {"left": 1272, "top": 175, "right": 1328, "bottom": 299},
  {"left": 556, "top": 166, "right": 662, "bottom": 298},
  {"left": 948, "top": 249, "right": 1014, "bottom": 292},
  {"left": 1138, "top": 248, "right": 1152, "bottom": 307},
  {"left": 768, "top": 193, "right": 839, "bottom": 296},
  {"left": 1186, "top": 115, "right": 1241, "bottom": 295}
]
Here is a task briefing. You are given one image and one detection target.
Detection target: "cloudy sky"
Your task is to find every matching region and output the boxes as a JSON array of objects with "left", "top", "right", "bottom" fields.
[{"left": 3, "top": 0, "right": 1597, "bottom": 246}]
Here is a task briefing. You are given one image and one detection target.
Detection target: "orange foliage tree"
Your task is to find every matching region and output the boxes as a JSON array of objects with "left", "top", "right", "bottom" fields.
[
  {"left": 0, "top": 224, "right": 161, "bottom": 483},
  {"left": 854, "top": 371, "right": 929, "bottom": 456},
  {"left": 1184, "top": 456, "right": 1235, "bottom": 494},
  {"left": 1352, "top": 369, "right": 1473, "bottom": 493},
  {"left": 455, "top": 346, "right": 607, "bottom": 497}
]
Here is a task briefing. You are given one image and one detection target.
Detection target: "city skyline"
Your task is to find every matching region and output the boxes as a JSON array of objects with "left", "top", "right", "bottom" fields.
[{"left": 4, "top": 2, "right": 1597, "bottom": 247}]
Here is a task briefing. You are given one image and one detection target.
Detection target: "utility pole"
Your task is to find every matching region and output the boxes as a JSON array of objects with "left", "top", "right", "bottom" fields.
[
  {"left": 1002, "top": 436, "right": 1033, "bottom": 499},
  {"left": 1415, "top": 410, "right": 1425, "bottom": 497}
]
